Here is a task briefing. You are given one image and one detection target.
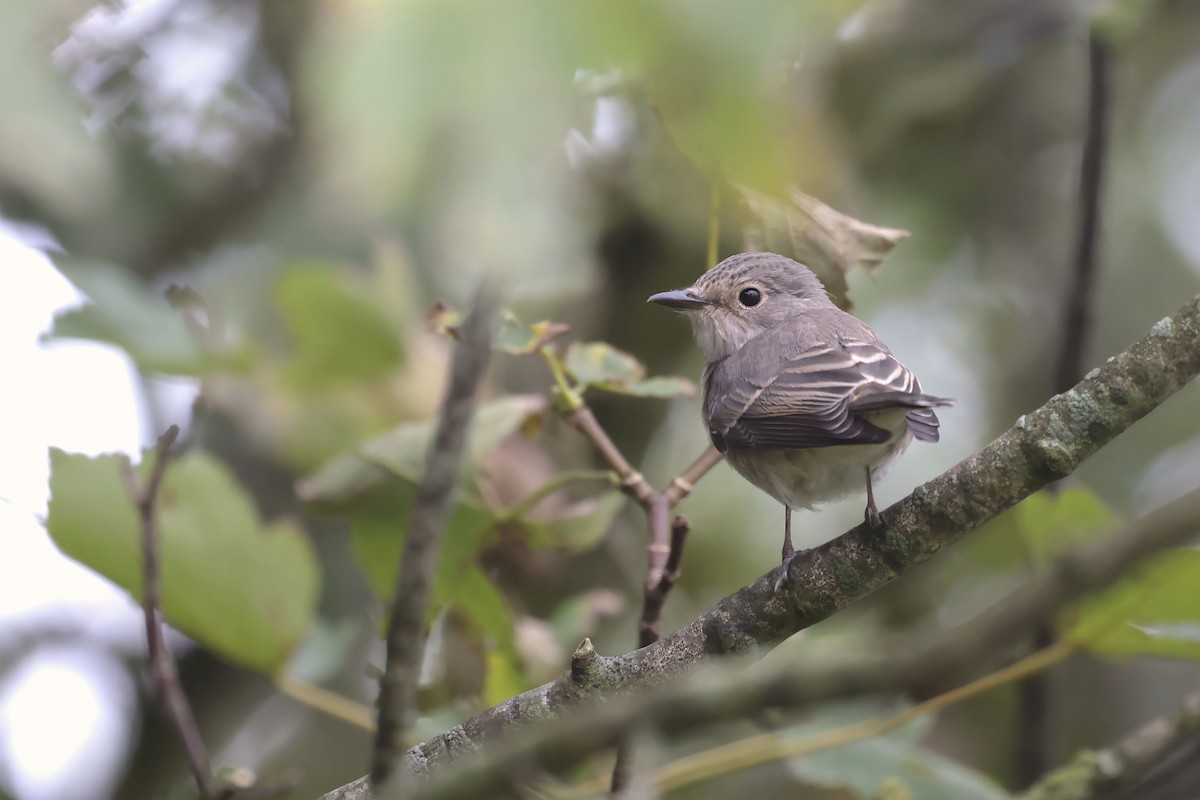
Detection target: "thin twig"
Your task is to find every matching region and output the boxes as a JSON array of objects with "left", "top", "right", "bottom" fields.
[
  {"left": 661, "top": 447, "right": 723, "bottom": 508},
  {"left": 123, "top": 425, "right": 218, "bottom": 800},
  {"left": 1022, "top": 31, "right": 1115, "bottom": 787},
  {"left": 638, "top": 517, "right": 690, "bottom": 648},
  {"left": 564, "top": 407, "right": 656, "bottom": 506},
  {"left": 371, "top": 286, "right": 498, "bottom": 788},
  {"left": 612, "top": 517, "right": 691, "bottom": 796}
]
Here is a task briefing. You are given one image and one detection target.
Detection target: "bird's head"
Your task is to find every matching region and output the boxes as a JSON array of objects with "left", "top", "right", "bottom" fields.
[{"left": 648, "top": 252, "right": 833, "bottom": 362}]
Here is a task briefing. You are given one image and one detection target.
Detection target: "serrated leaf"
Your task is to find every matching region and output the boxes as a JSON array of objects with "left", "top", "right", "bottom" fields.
[
  {"left": 738, "top": 186, "right": 909, "bottom": 310},
  {"left": 47, "top": 448, "right": 318, "bottom": 673},
  {"left": 275, "top": 265, "right": 405, "bottom": 389},
  {"left": 786, "top": 702, "right": 1009, "bottom": 800},
  {"left": 564, "top": 342, "right": 694, "bottom": 397},
  {"left": 1068, "top": 548, "right": 1200, "bottom": 660},
  {"left": 298, "top": 395, "right": 547, "bottom": 512},
  {"left": 46, "top": 260, "right": 219, "bottom": 374}
]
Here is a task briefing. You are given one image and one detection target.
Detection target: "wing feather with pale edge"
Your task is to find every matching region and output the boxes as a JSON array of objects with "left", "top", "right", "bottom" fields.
[{"left": 702, "top": 316, "right": 950, "bottom": 452}]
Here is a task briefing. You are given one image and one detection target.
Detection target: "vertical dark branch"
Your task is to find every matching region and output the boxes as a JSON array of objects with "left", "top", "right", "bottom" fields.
[
  {"left": 1019, "top": 31, "right": 1114, "bottom": 789},
  {"left": 1055, "top": 33, "right": 1113, "bottom": 392},
  {"left": 371, "top": 286, "right": 498, "bottom": 789},
  {"left": 123, "top": 425, "right": 217, "bottom": 800}
]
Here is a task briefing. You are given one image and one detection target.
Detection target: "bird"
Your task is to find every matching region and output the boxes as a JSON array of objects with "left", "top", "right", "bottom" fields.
[{"left": 648, "top": 252, "right": 952, "bottom": 586}]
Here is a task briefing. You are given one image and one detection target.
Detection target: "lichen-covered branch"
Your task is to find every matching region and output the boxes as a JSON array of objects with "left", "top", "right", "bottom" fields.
[
  {"left": 404, "top": 485, "right": 1200, "bottom": 800},
  {"left": 319, "top": 293, "right": 1200, "bottom": 800}
]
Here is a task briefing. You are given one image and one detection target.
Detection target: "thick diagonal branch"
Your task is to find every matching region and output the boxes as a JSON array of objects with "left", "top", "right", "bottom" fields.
[{"left": 320, "top": 293, "right": 1200, "bottom": 800}]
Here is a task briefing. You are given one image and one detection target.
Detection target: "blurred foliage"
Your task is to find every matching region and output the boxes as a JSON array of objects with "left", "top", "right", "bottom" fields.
[
  {"left": 4, "top": 0, "right": 1200, "bottom": 797},
  {"left": 46, "top": 448, "right": 318, "bottom": 673}
]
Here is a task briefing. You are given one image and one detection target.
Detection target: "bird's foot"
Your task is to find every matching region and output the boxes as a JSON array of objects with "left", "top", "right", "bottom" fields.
[
  {"left": 773, "top": 547, "right": 808, "bottom": 592},
  {"left": 864, "top": 501, "right": 882, "bottom": 530}
]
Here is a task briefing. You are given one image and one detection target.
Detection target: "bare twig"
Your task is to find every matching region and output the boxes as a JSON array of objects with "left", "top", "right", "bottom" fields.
[
  {"left": 371, "top": 287, "right": 499, "bottom": 788},
  {"left": 613, "top": 516, "right": 691, "bottom": 795},
  {"left": 316, "top": 293, "right": 1200, "bottom": 800},
  {"left": 1023, "top": 31, "right": 1115, "bottom": 786},
  {"left": 638, "top": 517, "right": 691, "bottom": 648},
  {"left": 122, "top": 425, "right": 217, "bottom": 800},
  {"left": 1018, "top": 685, "right": 1200, "bottom": 800},
  {"left": 402, "top": 486, "right": 1200, "bottom": 800},
  {"left": 561, "top": 406, "right": 720, "bottom": 795}
]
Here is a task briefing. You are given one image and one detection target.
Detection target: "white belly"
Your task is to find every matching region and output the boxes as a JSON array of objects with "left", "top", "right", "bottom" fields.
[{"left": 723, "top": 411, "right": 913, "bottom": 510}]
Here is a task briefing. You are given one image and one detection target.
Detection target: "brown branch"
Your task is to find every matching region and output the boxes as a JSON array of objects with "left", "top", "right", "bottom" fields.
[
  {"left": 400, "top": 486, "right": 1200, "bottom": 800},
  {"left": 638, "top": 516, "right": 691, "bottom": 648},
  {"left": 1018, "top": 686, "right": 1200, "bottom": 800},
  {"left": 122, "top": 425, "right": 217, "bottom": 800},
  {"left": 371, "top": 287, "right": 498, "bottom": 789},
  {"left": 613, "top": 516, "right": 691, "bottom": 795},
  {"left": 661, "top": 446, "right": 724, "bottom": 507},
  {"left": 564, "top": 406, "right": 656, "bottom": 506},
  {"left": 316, "top": 292, "right": 1200, "bottom": 800}
]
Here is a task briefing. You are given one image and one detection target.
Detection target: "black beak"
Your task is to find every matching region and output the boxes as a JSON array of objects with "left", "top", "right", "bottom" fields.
[{"left": 647, "top": 289, "right": 710, "bottom": 310}]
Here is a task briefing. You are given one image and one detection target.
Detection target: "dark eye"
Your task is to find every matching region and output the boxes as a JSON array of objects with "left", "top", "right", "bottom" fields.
[{"left": 738, "top": 287, "right": 762, "bottom": 307}]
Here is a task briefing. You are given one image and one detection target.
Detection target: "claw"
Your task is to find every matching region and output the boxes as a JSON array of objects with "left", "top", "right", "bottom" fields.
[
  {"left": 865, "top": 502, "right": 882, "bottom": 529},
  {"left": 773, "top": 547, "right": 807, "bottom": 592}
]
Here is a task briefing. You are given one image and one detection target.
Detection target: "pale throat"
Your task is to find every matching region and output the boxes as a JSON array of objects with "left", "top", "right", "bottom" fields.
[{"left": 689, "top": 311, "right": 763, "bottom": 362}]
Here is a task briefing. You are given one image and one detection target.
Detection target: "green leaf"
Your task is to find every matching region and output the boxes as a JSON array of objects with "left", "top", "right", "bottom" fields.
[
  {"left": 1069, "top": 548, "right": 1200, "bottom": 660},
  {"left": 493, "top": 311, "right": 570, "bottom": 355},
  {"left": 963, "top": 488, "right": 1115, "bottom": 574},
  {"left": 297, "top": 394, "right": 547, "bottom": 512},
  {"left": 564, "top": 342, "right": 695, "bottom": 398},
  {"left": 1015, "top": 489, "right": 1115, "bottom": 569},
  {"left": 275, "top": 265, "right": 405, "bottom": 389},
  {"left": 46, "top": 260, "right": 216, "bottom": 374},
  {"left": 737, "top": 187, "right": 910, "bottom": 310},
  {"left": 785, "top": 702, "right": 1010, "bottom": 800},
  {"left": 519, "top": 492, "right": 624, "bottom": 553},
  {"left": 46, "top": 448, "right": 319, "bottom": 673}
]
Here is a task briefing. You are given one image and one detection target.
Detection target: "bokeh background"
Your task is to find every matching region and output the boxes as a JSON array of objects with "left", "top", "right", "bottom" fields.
[{"left": 2, "top": 0, "right": 1200, "bottom": 798}]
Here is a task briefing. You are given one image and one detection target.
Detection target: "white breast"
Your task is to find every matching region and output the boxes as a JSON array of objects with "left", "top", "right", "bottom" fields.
[{"left": 723, "top": 409, "right": 913, "bottom": 510}]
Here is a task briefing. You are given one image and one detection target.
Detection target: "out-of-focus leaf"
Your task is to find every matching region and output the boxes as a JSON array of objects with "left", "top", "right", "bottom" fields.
[
  {"left": 737, "top": 186, "right": 910, "bottom": 309},
  {"left": 275, "top": 266, "right": 405, "bottom": 389},
  {"left": 47, "top": 260, "right": 227, "bottom": 374},
  {"left": 493, "top": 312, "right": 570, "bottom": 355},
  {"left": 564, "top": 342, "right": 695, "bottom": 398},
  {"left": 297, "top": 395, "right": 547, "bottom": 512},
  {"left": 963, "top": 488, "right": 1115, "bottom": 574},
  {"left": 348, "top": 503, "right": 494, "bottom": 606},
  {"left": 429, "top": 305, "right": 571, "bottom": 356},
  {"left": 1017, "top": 488, "right": 1115, "bottom": 569},
  {"left": 47, "top": 448, "right": 318, "bottom": 674},
  {"left": 786, "top": 702, "right": 1009, "bottom": 800},
  {"left": 519, "top": 493, "right": 625, "bottom": 553},
  {"left": 1069, "top": 548, "right": 1200, "bottom": 660}
]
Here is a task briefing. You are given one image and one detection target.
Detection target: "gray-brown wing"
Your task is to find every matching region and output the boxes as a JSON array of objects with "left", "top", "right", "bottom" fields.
[{"left": 704, "top": 327, "right": 949, "bottom": 452}]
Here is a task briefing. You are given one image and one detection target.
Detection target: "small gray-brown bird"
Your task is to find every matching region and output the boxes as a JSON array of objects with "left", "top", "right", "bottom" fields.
[{"left": 649, "top": 252, "right": 951, "bottom": 584}]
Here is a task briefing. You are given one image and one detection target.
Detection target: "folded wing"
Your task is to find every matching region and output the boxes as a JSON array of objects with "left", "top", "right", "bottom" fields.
[{"left": 703, "top": 323, "right": 952, "bottom": 453}]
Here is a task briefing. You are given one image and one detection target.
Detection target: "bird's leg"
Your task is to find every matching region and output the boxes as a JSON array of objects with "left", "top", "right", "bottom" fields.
[
  {"left": 864, "top": 466, "right": 882, "bottom": 529},
  {"left": 775, "top": 506, "right": 802, "bottom": 592}
]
